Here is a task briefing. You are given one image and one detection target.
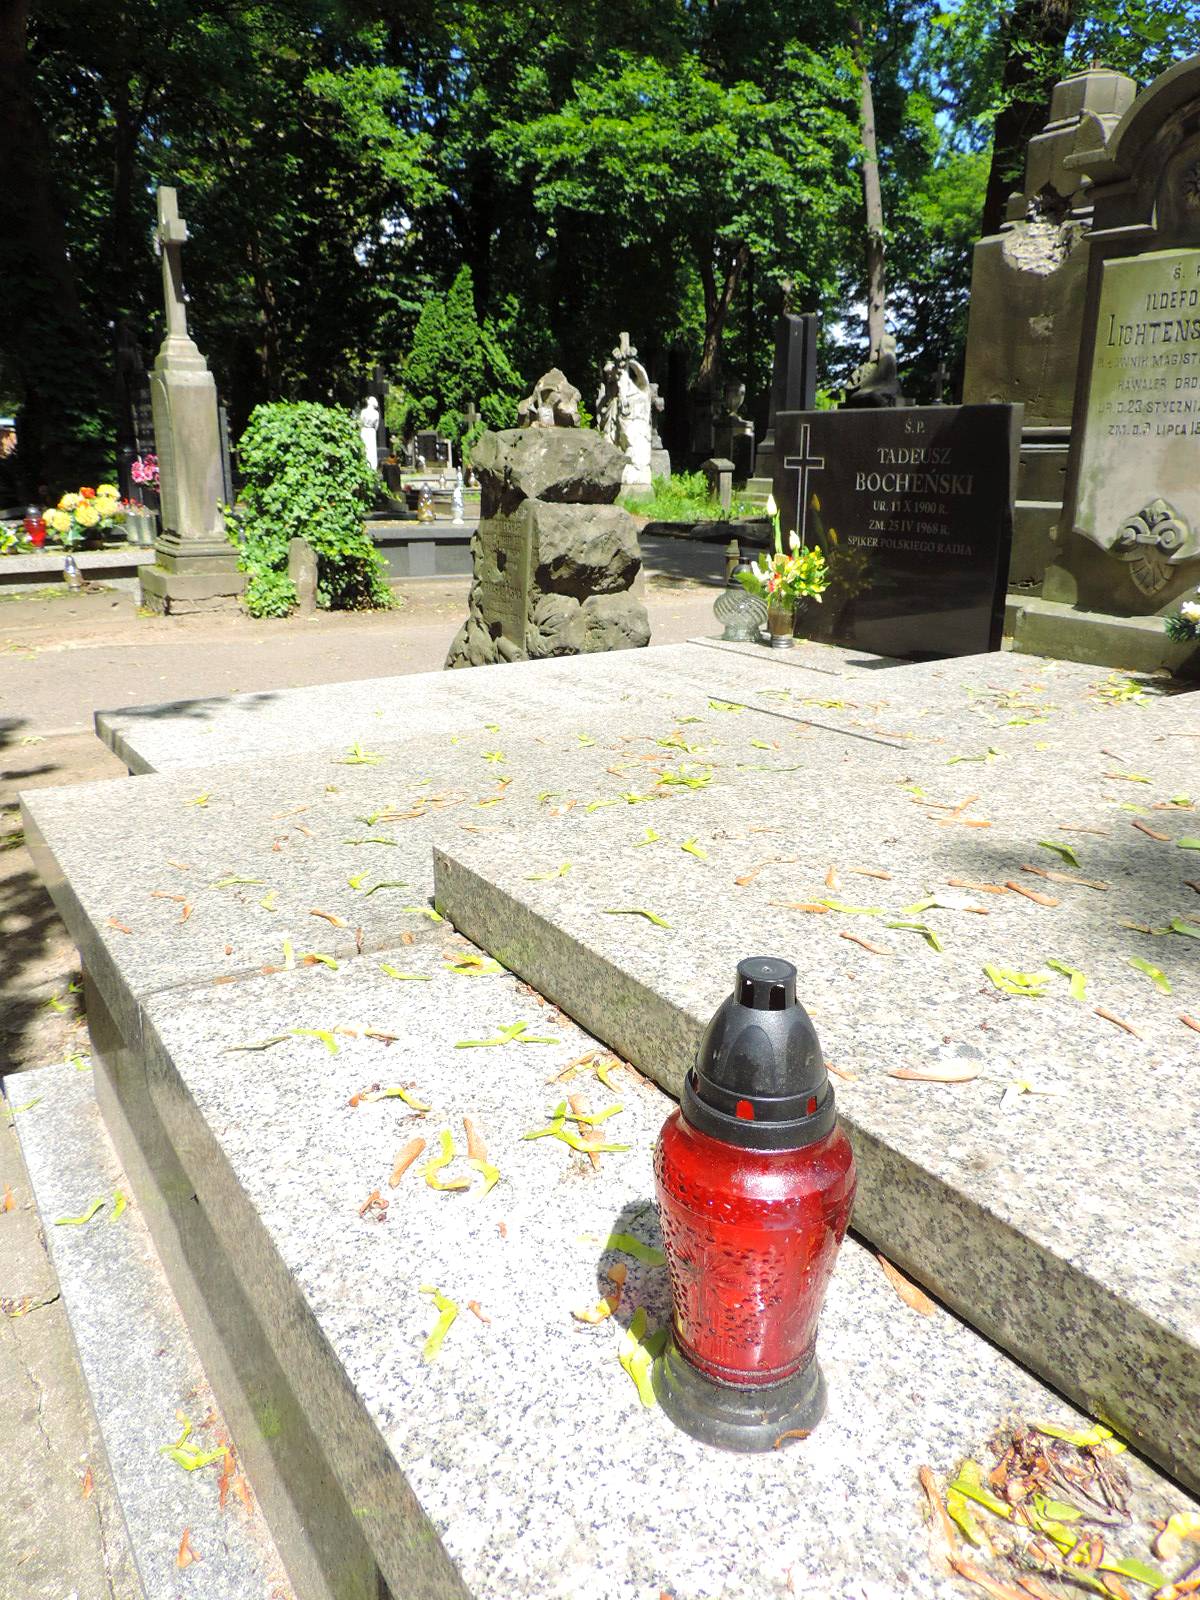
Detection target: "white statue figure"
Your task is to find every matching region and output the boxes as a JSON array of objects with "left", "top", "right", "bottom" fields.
[
  {"left": 358, "top": 396, "right": 380, "bottom": 471},
  {"left": 451, "top": 468, "right": 465, "bottom": 526},
  {"left": 596, "top": 333, "right": 654, "bottom": 488}
]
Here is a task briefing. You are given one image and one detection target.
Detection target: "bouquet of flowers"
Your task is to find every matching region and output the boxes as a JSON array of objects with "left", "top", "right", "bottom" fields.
[
  {"left": 1164, "top": 591, "right": 1200, "bottom": 643},
  {"left": 736, "top": 494, "right": 829, "bottom": 605},
  {"left": 131, "top": 454, "right": 159, "bottom": 490},
  {"left": 43, "top": 485, "right": 126, "bottom": 548}
]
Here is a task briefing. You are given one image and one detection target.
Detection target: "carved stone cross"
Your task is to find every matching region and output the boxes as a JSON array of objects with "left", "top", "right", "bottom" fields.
[
  {"left": 157, "top": 188, "right": 191, "bottom": 341},
  {"left": 783, "top": 423, "right": 825, "bottom": 545}
]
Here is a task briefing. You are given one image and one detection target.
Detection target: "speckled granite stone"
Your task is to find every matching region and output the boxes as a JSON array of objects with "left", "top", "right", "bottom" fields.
[
  {"left": 7, "top": 1061, "right": 291, "bottom": 1600},
  {"left": 77, "top": 950, "right": 1196, "bottom": 1600},
  {"left": 431, "top": 678, "right": 1200, "bottom": 1489}
]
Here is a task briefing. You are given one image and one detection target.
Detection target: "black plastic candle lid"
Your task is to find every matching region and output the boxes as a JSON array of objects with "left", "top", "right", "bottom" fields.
[{"left": 681, "top": 957, "right": 835, "bottom": 1151}]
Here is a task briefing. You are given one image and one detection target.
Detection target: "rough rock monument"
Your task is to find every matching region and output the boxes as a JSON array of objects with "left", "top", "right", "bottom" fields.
[{"left": 446, "top": 375, "right": 650, "bottom": 668}]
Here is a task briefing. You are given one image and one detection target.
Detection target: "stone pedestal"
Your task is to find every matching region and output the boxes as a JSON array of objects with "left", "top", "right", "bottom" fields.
[
  {"left": 1016, "top": 56, "right": 1200, "bottom": 672},
  {"left": 962, "top": 68, "right": 1136, "bottom": 601},
  {"left": 446, "top": 428, "right": 649, "bottom": 668},
  {"left": 139, "top": 188, "right": 244, "bottom": 615}
]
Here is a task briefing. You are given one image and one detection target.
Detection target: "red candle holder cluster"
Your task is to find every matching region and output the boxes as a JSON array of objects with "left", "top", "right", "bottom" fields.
[
  {"left": 23, "top": 506, "right": 46, "bottom": 548},
  {"left": 653, "top": 957, "right": 856, "bottom": 1451}
]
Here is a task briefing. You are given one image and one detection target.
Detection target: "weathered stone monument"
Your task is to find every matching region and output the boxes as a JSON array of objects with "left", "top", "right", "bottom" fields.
[
  {"left": 1009, "top": 53, "right": 1200, "bottom": 675},
  {"left": 712, "top": 377, "right": 755, "bottom": 482},
  {"left": 963, "top": 66, "right": 1137, "bottom": 596},
  {"left": 596, "top": 332, "right": 655, "bottom": 489},
  {"left": 445, "top": 378, "right": 650, "bottom": 667},
  {"left": 139, "top": 187, "right": 244, "bottom": 614}
]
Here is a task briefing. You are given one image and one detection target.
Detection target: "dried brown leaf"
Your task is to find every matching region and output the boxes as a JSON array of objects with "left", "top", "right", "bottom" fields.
[
  {"left": 568, "top": 1094, "right": 602, "bottom": 1170},
  {"left": 918, "top": 1466, "right": 958, "bottom": 1574},
  {"left": 1094, "top": 1007, "right": 1142, "bottom": 1039},
  {"left": 825, "top": 1061, "right": 858, "bottom": 1082},
  {"left": 389, "top": 1139, "right": 426, "bottom": 1188},
  {"left": 1, "top": 1184, "right": 14, "bottom": 1214},
  {"left": 467, "top": 1300, "right": 491, "bottom": 1324},
  {"left": 773, "top": 1428, "right": 812, "bottom": 1448},
  {"left": 1132, "top": 819, "right": 1170, "bottom": 841},
  {"left": 735, "top": 855, "right": 797, "bottom": 886},
  {"left": 849, "top": 866, "right": 892, "bottom": 880},
  {"left": 1020, "top": 864, "right": 1109, "bottom": 891},
  {"left": 310, "top": 908, "right": 347, "bottom": 927},
  {"left": 889, "top": 1063, "right": 979, "bottom": 1083},
  {"left": 839, "top": 931, "right": 893, "bottom": 955},
  {"left": 947, "top": 877, "right": 1009, "bottom": 894},
  {"left": 1180, "top": 1015, "right": 1200, "bottom": 1035},
  {"left": 1005, "top": 881, "right": 1059, "bottom": 907},
  {"left": 949, "top": 1557, "right": 1035, "bottom": 1600},
  {"left": 463, "top": 1117, "right": 487, "bottom": 1164},
  {"left": 769, "top": 900, "right": 830, "bottom": 913},
  {"left": 176, "top": 1528, "right": 199, "bottom": 1569},
  {"left": 106, "top": 916, "right": 133, "bottom": 934},
  {"left": 179, "top": 902, "right": 192, "bottom": 923},
  {"left": 877, "top": 1255, "right": 937, "bottom": 1315},
  {"left": 825, "top": 865, "right": 840, "bottom": 889},
  {"left": 358, "top": 1187, "right": 389, "bottom": 1218},
  {"left": 80, "top": 1466, "right": 93, "bottom": 1500}
]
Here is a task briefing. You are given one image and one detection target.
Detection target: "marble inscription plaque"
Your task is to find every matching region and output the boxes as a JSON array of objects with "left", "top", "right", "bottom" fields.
[
  {"left": 478, "top": 510, "right": 532, "bottom": 645},
  {"left": 773, "top": 405, "right": 1020, "bottom": 660},
  {"left": 1074, "top": 248, "right": 1200, "bottom": 593}
]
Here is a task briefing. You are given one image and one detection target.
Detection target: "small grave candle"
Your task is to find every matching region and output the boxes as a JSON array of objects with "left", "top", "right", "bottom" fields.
[{"left": 653, "top": 957, "right": 856, "bottom": 1450}]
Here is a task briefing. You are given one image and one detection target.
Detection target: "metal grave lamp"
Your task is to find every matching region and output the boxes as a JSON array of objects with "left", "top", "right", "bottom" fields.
[{"left": 652, "top": 957, "right": 856, "bottom": 1451}]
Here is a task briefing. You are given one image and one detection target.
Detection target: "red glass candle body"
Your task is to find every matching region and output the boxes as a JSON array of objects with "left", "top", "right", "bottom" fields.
[
  {"left": 654, "top": 1109, "right": 856, "bottom": 1388},
  {"left": 24, "top": 511, "right": 46, "bottom": 548}
]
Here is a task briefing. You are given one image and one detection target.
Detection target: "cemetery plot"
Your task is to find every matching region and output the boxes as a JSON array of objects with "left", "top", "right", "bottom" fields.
[{"left": 774, "top": 405, "right": 1021, "bottom": 659}]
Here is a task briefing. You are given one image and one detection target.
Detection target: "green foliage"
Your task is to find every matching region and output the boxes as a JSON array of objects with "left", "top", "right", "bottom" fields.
[
  {"left": 233, "top": 402, "right": 392, "bottom": 617},
  {"left": 244, "top": 568, "right": 299, "bottom": 618},
  {"left": 398, "top": 267, "right": 522, "bottom": 447},
  {"left": 624, "top": 471, "right": 754, "bottom": 524}
]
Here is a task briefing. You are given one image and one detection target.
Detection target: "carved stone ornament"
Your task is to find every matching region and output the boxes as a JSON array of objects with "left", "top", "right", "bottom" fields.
[
  {"left": 516, "top": 368, "right": 581, "bottom": 429},
  {"left": 1111, "top": 497, "right": 1199, "bottom": 595}
]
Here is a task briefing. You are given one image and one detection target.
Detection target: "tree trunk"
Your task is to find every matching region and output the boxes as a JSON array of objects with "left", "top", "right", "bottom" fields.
[
  {"left": 853, "top": 14, "right": 886, "bottom": 356},
  {"left": 0, "top": 0, "right": 110, "bottom": 494},
  {"left": 980, "top": 0, "right": 1077, "bottom": 238},
  {"left": 695, "top": 240, "right": 751, "bottom": 396}
]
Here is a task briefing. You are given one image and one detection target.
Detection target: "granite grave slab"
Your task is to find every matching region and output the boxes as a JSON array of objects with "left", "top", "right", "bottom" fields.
[
  {"left": 432, "top": 690, "right": 1200, "bottom": 1488},
  {"left": 52, "top": 945, "right": 1200, "bottom": 1600}
]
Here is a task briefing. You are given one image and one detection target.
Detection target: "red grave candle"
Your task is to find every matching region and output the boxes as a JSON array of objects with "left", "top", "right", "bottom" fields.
[{"left": 652, "top": 957, "right": 856, "bottom": 1450}]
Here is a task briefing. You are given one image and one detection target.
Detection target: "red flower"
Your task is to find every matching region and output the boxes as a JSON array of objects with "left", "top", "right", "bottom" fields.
[{"left": 80, "top": 486, "right": 96, "bottom": 499}]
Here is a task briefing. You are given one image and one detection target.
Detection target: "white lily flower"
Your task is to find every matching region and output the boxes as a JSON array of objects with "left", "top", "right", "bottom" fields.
[
  {"left": 1181, "top": 600, "right": 1200, "bottom": 623},
  {"left": 765, "top": 493, "right": 777, "bottom": 517},
  {"left": 788, "top": 530, "right": 799, "bottom": 551}
]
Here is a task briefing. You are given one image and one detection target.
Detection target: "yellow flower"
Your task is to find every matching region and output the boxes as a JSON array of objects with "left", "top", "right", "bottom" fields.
[
  {"left": 59, "top": 493, "right": 81, "bottom": 511},
  {"left": 96, "top": 483, "right": 118, "bottom": 497},
  {"left": 46, "top": 509, "right": 72, "bottom": 534},
  {"left": 74, "top": 502, "right": 100, "bottom": 528}
]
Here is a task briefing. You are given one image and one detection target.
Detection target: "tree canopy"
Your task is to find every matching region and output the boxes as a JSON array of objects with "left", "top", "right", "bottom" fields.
[{"left": 1, "top": 0, "right": 1196, "bottom": 492}]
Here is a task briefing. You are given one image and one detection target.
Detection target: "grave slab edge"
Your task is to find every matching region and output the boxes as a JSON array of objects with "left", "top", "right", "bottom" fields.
[
  {"left": 84, "top": 971, "right": 470, "bottom": 1600},
  {"left": 432, "top": 843, "right": 1200, "bottom": 1496},
  {"left": 8, "top": 1061, "right": 287, "bottom": 1600}
]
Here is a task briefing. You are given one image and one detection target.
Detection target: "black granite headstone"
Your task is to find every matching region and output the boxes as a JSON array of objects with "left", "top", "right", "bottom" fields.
[
  {"left": 756, "top": 315, "right": 818, "bottom": 485},
  {"left": 773, "top": 404, "right": 1021, "bottom": 659}
]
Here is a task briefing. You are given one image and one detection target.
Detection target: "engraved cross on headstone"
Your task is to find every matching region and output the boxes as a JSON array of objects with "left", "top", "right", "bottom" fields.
[
  {"left": 783, "top": 423, "right": 825, "bottom": 544},
  {"left": 157, "top": 188, "right": 191, "bottom": 342}
]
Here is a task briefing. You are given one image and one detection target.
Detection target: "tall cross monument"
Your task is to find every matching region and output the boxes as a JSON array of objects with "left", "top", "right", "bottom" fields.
[{"left": 140, "top": 186, "right": 244, "bottom": 614}]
